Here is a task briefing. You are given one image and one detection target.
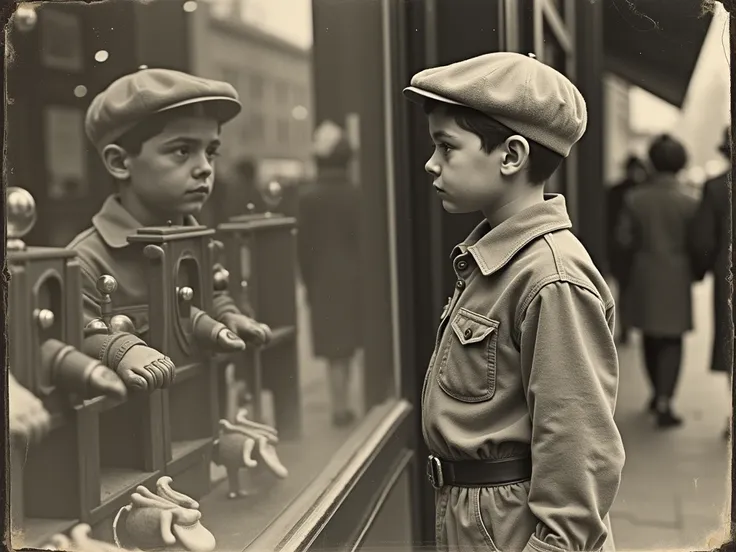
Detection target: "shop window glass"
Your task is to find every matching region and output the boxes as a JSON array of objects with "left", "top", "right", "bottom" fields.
[{"left": 7, "top": 0, "right": 401, "bottom": 550}]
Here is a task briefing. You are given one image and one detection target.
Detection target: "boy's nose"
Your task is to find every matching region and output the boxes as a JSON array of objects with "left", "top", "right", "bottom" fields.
[
  {"left": 425, "top": 157, "right": 440, "bottom": 176},
  {"left": 193, "top": 159, "right": 214, "bottom": 179}
]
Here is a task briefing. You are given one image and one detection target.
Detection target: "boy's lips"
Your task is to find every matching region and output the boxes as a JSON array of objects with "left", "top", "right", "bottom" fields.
[{"left": 186, "top": 186, "right": 210, "bottom": 196}]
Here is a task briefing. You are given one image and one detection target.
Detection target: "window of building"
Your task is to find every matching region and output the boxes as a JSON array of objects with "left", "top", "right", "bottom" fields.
[
  {"left": 275, "top": 81, "right": 289, "bottom": 106},
  {"left": 251, "top": 73, "right": 264, "bottom": 102},
  {"left": 277, "top": 118, "right": 290, "bottom": 144}
]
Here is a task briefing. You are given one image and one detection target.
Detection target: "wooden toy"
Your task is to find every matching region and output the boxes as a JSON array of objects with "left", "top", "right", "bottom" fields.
[{"left": 217, "top": 193, "right": 301, "bottom": 440}]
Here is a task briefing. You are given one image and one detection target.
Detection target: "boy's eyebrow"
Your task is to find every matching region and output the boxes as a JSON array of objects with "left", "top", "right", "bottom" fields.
[
  {"left": 431, "top": 130, "right": 457, "bottom": 141},
  {"left": 161, "top": 136, "right": 221, "bottom": 147}
]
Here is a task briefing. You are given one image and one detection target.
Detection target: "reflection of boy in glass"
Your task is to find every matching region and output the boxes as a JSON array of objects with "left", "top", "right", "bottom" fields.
[
  {"left": 67, "top": 67, "right": 272, "bottom": 391},
  {"left": 297, "top": 124, "right": 362, "bottom": 427}
]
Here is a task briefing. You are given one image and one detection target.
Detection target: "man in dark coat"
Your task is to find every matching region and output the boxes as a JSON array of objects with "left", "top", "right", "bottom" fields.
[
  {"left": 606, "top": 156, "right": 649, "bottom": 344},
  {"left": 689, "top": 127, "right": 732, "bottom": 439},
  {"left": 297, "top": 122, "right": 362, "bottom": 427}
]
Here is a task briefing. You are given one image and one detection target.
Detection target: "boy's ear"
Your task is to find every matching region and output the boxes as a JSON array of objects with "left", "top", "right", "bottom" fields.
[
  {"left": 500, "top": 135, "right": 530, "bottom": 177},
  {"left": 101, "top": 145, "right": 132, "bottom": 181}
]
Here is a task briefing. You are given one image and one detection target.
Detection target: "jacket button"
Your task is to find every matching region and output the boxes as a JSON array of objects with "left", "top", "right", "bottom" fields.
[
  {"left": 464, "top": 328, "right": 473, "bottom": 339},
  {"left": 456, "top": 280, "right": 465, "bottom": 290},
  {"left": 457, "top": 260, "right": 468, "bottom": 271}
]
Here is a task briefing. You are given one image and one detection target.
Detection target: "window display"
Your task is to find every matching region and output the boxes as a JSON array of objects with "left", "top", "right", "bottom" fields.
[{"left": 7, "top": 0, "right": 403, "bottom": 549}]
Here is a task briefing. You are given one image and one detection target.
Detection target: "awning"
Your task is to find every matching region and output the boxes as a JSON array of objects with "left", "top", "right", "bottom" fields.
[{"left": 603, "top": 0, "right": 713, "bottom": 107}]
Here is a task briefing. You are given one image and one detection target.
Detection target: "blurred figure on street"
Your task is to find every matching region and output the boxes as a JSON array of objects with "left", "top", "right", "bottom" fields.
[
  {"left": 616, "top": 134, "right": 698, "bottom": 429},
  {"left": 607, "top": 155, "right": 649, "bottom": 344},
  {"left": 688, "top": 126, "right": 732, "bottom": 440},
  {"left": 297, "top": 121, "right": 362, "bottom": 427}
]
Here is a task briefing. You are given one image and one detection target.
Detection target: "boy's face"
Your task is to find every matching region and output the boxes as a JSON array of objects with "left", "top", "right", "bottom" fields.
[
  {"left": 125, "top": 115, "right": 221, "bottom": 217},
  {"left": 424, "top": 107, "right": 505, "bottom": 214}
]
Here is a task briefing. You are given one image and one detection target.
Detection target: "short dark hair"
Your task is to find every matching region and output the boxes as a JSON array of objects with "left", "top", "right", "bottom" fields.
[
  {"left": 423, "top": 99, "right": 565, "bottom": 185},
  {"left": 114, "top": 104, "right": 222, "bottom": 156},
  {"left": 648, "top": 134, "right": 688, "bottom": 174}
]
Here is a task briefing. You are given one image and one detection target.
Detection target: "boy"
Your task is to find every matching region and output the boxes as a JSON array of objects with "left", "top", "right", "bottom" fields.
[
  {"left": 69, "top": 66, "right": 272, "bottom": 391},
  {"left": 404, "top": 52, "right": 625, "bottom": 552}
]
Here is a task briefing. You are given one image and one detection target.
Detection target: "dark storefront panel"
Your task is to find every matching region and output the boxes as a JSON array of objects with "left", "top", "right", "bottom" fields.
[{"left": 603, "top": 0, "right": 711, "bottom": 108}]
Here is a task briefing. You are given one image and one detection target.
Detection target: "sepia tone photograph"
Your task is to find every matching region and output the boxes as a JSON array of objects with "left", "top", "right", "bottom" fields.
[{"left": 2, "top": 0, "right": 734, "bottom": 551}]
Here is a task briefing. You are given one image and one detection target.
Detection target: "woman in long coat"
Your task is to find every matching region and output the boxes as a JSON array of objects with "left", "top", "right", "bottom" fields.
[
  {"left": 617, "top": 134, "right": 697, "bottom": 429},
  {"left": 297, "top": 128, "right": 362, "bottom": 427},
  {"left": 689, "top": 127, "right": 732, "bottom": 439}
]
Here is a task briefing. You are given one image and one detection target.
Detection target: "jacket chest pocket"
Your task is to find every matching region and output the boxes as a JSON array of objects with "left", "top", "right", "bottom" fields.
[{"left": 438, "top": 308, "right": 499, "bottom": 403}]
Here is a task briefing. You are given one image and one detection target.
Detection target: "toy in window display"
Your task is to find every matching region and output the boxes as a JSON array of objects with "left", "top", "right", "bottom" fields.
[
  {"left": 9, "top": 372, "right": 51, "bottom": 443},
  {"left": 7, "top": 186, "right": 129, "bottom": 402},
  {"left": 112, "top": 477, "right": 216, "bottom": 552},
  {"left": 42, "top": 524, "right": 123, "bottom": 552},
  {"left": 212, "top": 409, "right": 289, "bottom": 499},
  {"left": 85, "top": 272, "right": 246, "bottom": 391}
]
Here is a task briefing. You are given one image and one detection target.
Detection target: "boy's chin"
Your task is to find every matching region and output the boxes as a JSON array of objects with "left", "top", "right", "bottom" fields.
[{"left": 439, "top": 199, "right": 474, "bottom": 214}]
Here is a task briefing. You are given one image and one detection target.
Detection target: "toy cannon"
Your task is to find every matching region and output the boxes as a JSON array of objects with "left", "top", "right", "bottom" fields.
[
  {"left": 7, "top": 187, "right": 127, "bottom": 403},
  {"left": 7, "top": 187, "right": 129, "bottom": 548}
]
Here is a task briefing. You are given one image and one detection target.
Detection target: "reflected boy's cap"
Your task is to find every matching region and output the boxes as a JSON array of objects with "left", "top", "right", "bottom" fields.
[
  {"left": 403, "top": 52, "right": 587, "bottom": 157},
  {"left": 85, "top": 66, "right": 242, "bottom": 151}
]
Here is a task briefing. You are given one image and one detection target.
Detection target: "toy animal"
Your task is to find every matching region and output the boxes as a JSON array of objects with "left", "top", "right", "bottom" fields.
[
  {"left": 113, "top": 476, "right": 216, "bottom": 552},
  {"left": 212, "top": 409, "right": 288, "bottom": 499}
]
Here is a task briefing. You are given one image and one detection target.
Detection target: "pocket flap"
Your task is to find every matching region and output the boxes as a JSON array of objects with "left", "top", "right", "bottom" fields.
[{"left": 451, "top": 308, "right": 498, "bottom": 345}]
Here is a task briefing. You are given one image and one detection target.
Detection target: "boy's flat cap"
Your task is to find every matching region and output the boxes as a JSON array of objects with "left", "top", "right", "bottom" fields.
[
  {"left": 85, "top": 66, "right": 242, "bottom": 151},
  {"left": 403, "top": 52, "right": 587, "bottom": 157}
]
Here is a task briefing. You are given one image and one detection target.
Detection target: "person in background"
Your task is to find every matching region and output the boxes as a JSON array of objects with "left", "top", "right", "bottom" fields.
[
  {"left": 617, "top": 134, "right": 697, "bottom": 429},
  {"left": 296, "top": 124, "right": 362, "bottom": 427},
  {"left": 606, "top": 155, "right": 649, "bottom": 344},
  {"left": 688, "top": 126, "right": 732, "bottom": 440}
]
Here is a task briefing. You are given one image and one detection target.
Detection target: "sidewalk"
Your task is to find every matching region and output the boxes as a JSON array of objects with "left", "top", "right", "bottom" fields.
[{"left": 610, "top": 276, "right": 732, "bottom": 551}]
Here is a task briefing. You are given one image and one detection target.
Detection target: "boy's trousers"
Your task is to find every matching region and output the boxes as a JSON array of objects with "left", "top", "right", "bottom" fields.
[{"left": 434, "top": 482, "right": 616, "bottom": 552}]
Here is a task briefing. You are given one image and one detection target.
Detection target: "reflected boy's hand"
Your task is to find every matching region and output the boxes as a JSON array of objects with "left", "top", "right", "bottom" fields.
[
  {"left": 221, "top": 313, "right": 272, "bottom": 346},
  {"left": 117, "top": 345, "right": 175, "bottom": 391}
]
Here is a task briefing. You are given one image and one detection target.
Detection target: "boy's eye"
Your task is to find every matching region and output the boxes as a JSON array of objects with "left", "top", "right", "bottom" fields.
[
  {"left": 174, "top": 146, "right": 190, "bottom": 157},
  {"left": 433, "top": 143, "right": 452, "bottom": 154},
  {"left": 206, "top": 148, "right": 221, "bottom": 159}
]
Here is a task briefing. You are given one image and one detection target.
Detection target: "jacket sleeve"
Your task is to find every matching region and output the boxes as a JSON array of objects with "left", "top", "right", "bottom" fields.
[
  {"left": 688, "top": 181, "right": 720, "bottom": 278},
  {"left": 77, "top": 261, "right": 147, "bottom": 370},
  {"left": 519, "top": 281, "right": 625, "bottom": 552}
]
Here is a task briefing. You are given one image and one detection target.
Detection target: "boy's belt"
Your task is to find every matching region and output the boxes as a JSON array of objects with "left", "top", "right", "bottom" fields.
[{"left": 426, "top": 454, "right": 532, "bottom": 489}]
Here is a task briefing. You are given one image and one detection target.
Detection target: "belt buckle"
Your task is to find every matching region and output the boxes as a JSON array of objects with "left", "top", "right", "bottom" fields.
[{"left": 427, "top": 455, "right": 444, "bottom": 489}]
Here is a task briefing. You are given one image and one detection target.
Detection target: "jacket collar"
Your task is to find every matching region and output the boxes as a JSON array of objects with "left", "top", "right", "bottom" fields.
[
  {"left": 451, "top": 194, "right": 572, "bottom": 276},
  {"left": 92, "top": 195, "right": 199, "bottom": 249}
]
